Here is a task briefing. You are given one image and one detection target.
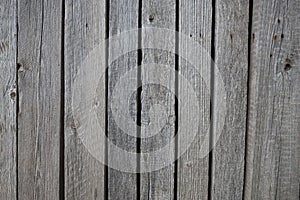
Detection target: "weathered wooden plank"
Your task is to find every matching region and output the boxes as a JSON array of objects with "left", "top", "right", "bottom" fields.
[
  {"left": 17, "top": 0, "right": 62, "bottom": 199},
  {"left": 0, "top": 0, "right": 17, "bottom": 199},
  {"left": 211, "top": 0, "right": 249, "bottom": 199},
  {"left": 244, "top": 0, "right": 300, "bottom": 199},
  {"left": 65, "top": 0, "right": 106, "bottom": 199},
  {"left": 107, "top": 0, "right": 138, "bottom": 199},
  {"left": 177, "top": 1, "right": 212, "bottom": 199},
  {"left": 140, "top": 0, "right": 176, "bottom": 199}
]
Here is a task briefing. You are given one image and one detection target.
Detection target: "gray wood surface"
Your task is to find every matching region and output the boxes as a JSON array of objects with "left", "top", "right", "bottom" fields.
[
  {"left": 211, "top": 0, "right": 249, "bottom": 199},
  {"left": 244, "top": 0, "right": 300, "bottom": 199},
  {"left": 0, "top": 0, "right": 17, "bottom": 199},
  {"left": 140, "top": 0, "right": 176, "bottom": 199},
  {"left": 1, "top": 1, "right": 299, "bottom": 199},
  {"left": 65, "top": 0, "right": 106, "bottom": 199},
  {"left": 107, "top": 0, "right": 138, "bottom": 199},
  {"left": 17, "top": 0, "right": 62, "bottom": 199},
  {"left": 177, "top": 1, "right": 212, "bottom": 199}
]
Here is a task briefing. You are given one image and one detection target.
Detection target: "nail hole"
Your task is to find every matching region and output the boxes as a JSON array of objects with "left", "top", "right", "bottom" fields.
[
  {"left": 270, "top": 54, "right": 273, "bottom": 58},
  {"left": 278, "top": 19, "right": 280, "bottom": 23},
  {"left": 17, "top": 63, "right": 24, "bottom": 72},
  {"left": 17, "top": 63, "right": 21, "bottom": 70},
  {"left": 190, "top": 34, "right": 192, "bottom": 37},
  {"left": 281, "top": 34, "right": 284, "bottom": 39},
  {"left": 10, "top": 92, "right": 16, "bottom": 100},
  {"left": 284, "top": 63, "right": 292, "bottom": 71},
  {"left": 149, "top": 15, "right": 154, "bottom": 22}
]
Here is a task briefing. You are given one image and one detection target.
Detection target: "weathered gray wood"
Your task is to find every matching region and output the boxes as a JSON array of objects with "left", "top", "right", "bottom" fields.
[
  {"left": 17, "top": 0, "right": 62, "bottom": 199},
  {"left": 211, "top": 0, "right": 249, "bottom": 199},
  {"left": 0, "top": 0, "right": 17, "bottom": 199},
  {"left": 177, "top": 1, "right": 212, "bottom": 199},
  {"left": 244, "top": 0, "right": 300, "bottom": 199},
  {"left": 6, "top": 1, "right": 299, "bottom": 199},
  {"left": 141, "top": 0, "right": 176, "bottom": 199},
  {"left": 107, "top": 0, "right": 138, "bottom": 199},
  {"left": 65, "top": 0, "right": 106, "bottom": 199}
]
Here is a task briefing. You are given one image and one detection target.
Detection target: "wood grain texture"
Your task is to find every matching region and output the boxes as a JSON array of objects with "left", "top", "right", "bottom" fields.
[
  {"left": 0, "top": 0, "right": 17, "bottom": 199},
  {"left": 244, "top": 0, "right": 300, "bottom": 199},
  {"left": 17, "top": 0, "right": 62, "bottom": 199},
  {"left": 2, "top": 1, "right": 298, "bottom": 199},
  {"left": 65, "top": 0, "right": 106, "bottom": 199},
  {"left": 177, "top": 1, "right": 212, "bottom": 199},
  {"left": 211, "top": 0, "right": 249, "bottom": 199},
  {"left": 107, "top": 0, "right": 138, "bottom": 199},
  {"left": 140, "top": 0, "right": 176, "bottom": 199}
]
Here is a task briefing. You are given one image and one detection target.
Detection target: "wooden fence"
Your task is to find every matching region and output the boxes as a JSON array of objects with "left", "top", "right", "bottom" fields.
[{"left": 0, "top": 0, "right": 299, "bottom": 199}]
